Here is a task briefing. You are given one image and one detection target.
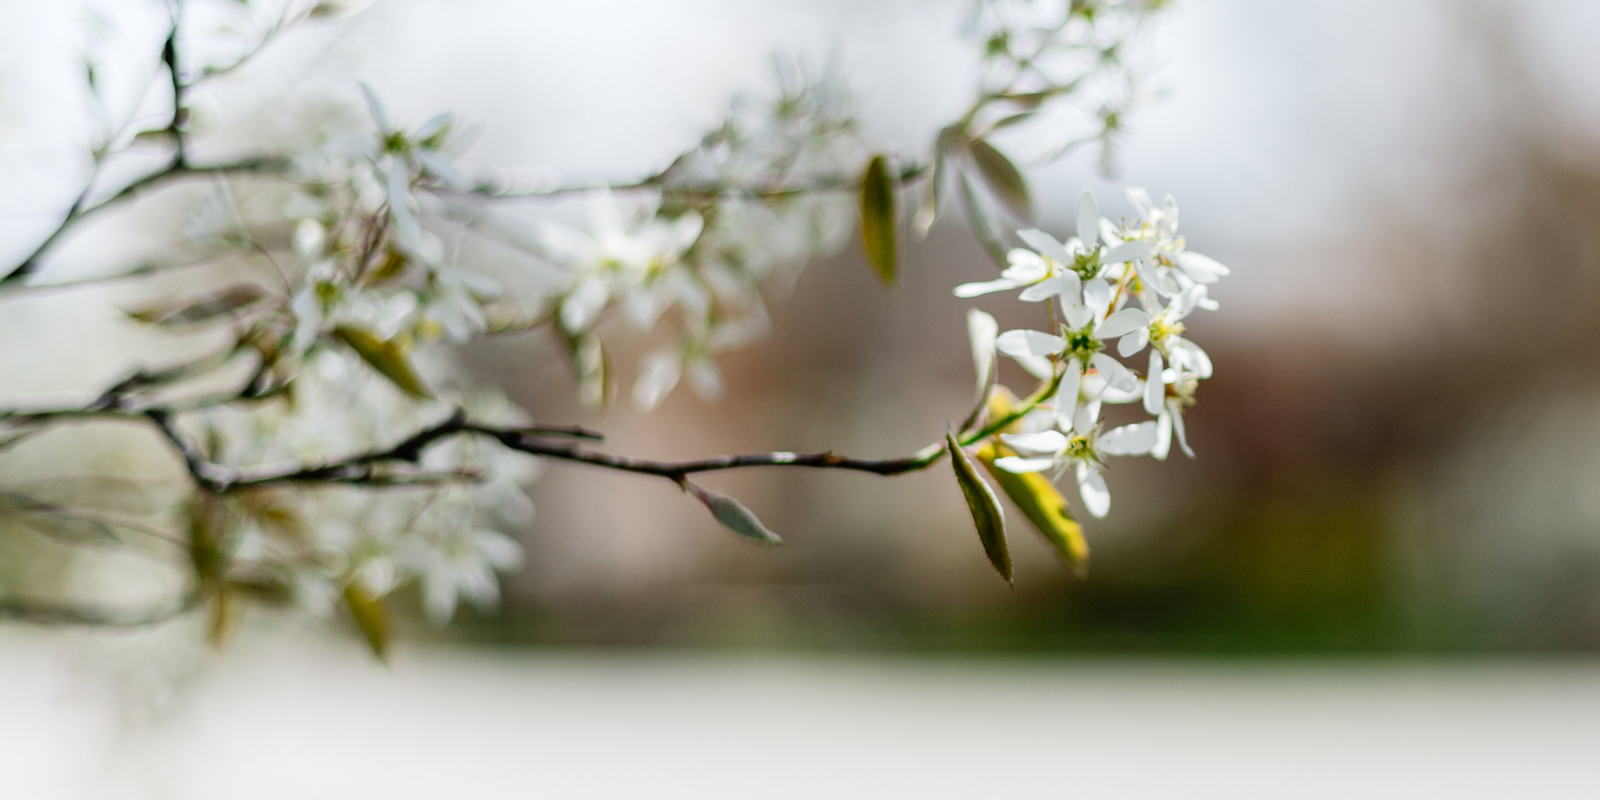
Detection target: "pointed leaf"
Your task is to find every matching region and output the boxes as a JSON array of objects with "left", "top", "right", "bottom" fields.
[
  {"left": 977, "top": 441, "right": 1088, "bottom": 576},
  {"left": 686, "top": 483, "right": 782, "bottom": 545},
  {"left": 343, "top": 583, "right": 391, "bottom": 661},
  {"left": 957, "top": 171, "right": 1008, "bottom": 266},
  {"left": 946, "top": 431, "right": 1010, "bottom": 583},
  {"left": 207, "top": 586, "right": 243, "bottom": 651},
  {"left": 334, "top": 325, "right": 432, "bottom": 399},
  {"left": 859, "top": 155, "right": 897, "bottom": 286},
  {"left": 918, "top": 126, "right": 968, "bottom": 238},
  {"left": 967, "top": 138, "right": 1032, "bottom": 220}
]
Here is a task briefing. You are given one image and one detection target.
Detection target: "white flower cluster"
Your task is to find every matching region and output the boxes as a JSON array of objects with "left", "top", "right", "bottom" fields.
[
  {"left": 960, "top": 188, "right": 1228, "bottom": 518},
  {"left": 542, "top": 58, "right": 860, "bottom": 411},
  {"left": 280, "top": 90, "right": 505, "bottom": 360},
  {"left": 186, "top": 348, "right": 537, "bottom": 625},
  {"left": 967, "top": 0, "right": 1161, "bottom": 166}
]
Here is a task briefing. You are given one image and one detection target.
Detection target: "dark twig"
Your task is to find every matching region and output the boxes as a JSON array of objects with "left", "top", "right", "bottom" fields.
[{"left": 0, "top": 590, "right": 199, "bottom": 627}]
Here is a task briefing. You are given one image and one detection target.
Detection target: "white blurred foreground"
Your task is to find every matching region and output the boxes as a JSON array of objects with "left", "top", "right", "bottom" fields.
[{"left": 5, "top": 634, "right": 1600, "bottom": 799}]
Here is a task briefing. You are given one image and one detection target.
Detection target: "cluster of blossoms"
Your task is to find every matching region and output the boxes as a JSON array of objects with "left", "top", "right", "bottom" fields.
[
  {"left": 0, "top": 0, "right": 1202, "bottom": 646},
  {"left": 280, "top": 91, "right": 509, "bottom": 359},
  {"left": 540, "top": 58, "right": 861, "bottom": 411},
  {"left": 966, "top": 0, "right": 1162, "bottom": 168},
  {"left": 959, "top": 188, "right": 1227, "bottom": 518},
  {"left": 176, "top": 92, "right": 539, "bottom": 625}
]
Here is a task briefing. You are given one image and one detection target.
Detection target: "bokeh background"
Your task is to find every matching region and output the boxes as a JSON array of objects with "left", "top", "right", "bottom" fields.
[{"left": 8, "top": 0, "right": 1600, "bottom": 796}]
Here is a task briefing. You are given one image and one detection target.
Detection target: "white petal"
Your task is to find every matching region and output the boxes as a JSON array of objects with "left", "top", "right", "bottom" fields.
[
  {"left": 624, "top": 285, "right": 666, "bottom": 330},
  {"left": 995, "top": 456, "right": 1056, "bottom": 474},
  {"left": 1016, "top": 355, "right": 1053, "bottom": 381},
  {"left": 1118, "top": 327, "right": 1150, "bottom": 358},
  {"left": 1055, "top": 361, "right": 1082, "bottom": 426},
  {"left": 1076, "top": 191, "right": 1100, "bottom": 246},
  {"left": 1083, "top": 278, "right": 1112, "bottom": 316},
  {"left": 1019, "top": 274, "right": 1078, "bottom": 303},
  {"left": 1000, "top": 430, "right": 1070, "bottom": 453},
  {"left": 1183, "top": 338, "right": 1214, "bottom": 379},
  {"left": 1002, "top": 250, "right": 1048, "bottom": 281},
  {"left": 1160, "top": 195, "right": 1179, "bottom": 239},
  {"left": 1177, "top": 251, "right": 1229, "bottom": 283},
  {"left": 1126, "top": 187, "right": 1156, "bottom": 220},
  {"left": 1152, "top": 408, "right": 1172, "bottom": 461},
  {"left": 1103, "top": 240, "right": 1153, "bottom": 264},
  {"left": 1016, "top": 229, "right": 1073, "bottom": 265},
  {"left": 1136, "top": 259, "right": 1179, "bottom": 297},
  {"left": 1169, "top": 399, "right": 1194, "bottom": 458},
  {"left": 1091, "top": 352, "right": 1137, "bottom": 392},
  {"left": 687, "top": 358, "right": 724, "bottom": 401},
  {"left": 967, "top": 309, "right": 999, "bottom": 397},
  {"left": 953, "top": 278, "right": 1018, "bottom": 298},
  {"left": 1144, "top": 350, "right": 1165, "bottom": 415},
  {"left": 1061, "top": 292, "right": 1093, "bottom": 330},
  {"left": 1099, "top": 218, "right": 1123, "bottom": 246},
  {"left": 1073, "top": 397, "right": 1100, "bottom": 436},
  {"left": 1076, "top": 463, "right": 1110, "bottom": 518},
  {"left": 1095, "top": 308, "right": 1150, "bottom": 340},
  {"left": 997, "top": 329, "right": 1066, "bottom": 358},
  {"left": 632, "top": 349, "right": 681, "bottom": 411},
  {"left": 1099, "top": 421, "right": 1158, "bottom": 456},
  {"left": 559, "top": 275, "right": 609, "bottom": 333},
  {"left": 1098, "top": 380, "right": 1142, "bottom": 404}
]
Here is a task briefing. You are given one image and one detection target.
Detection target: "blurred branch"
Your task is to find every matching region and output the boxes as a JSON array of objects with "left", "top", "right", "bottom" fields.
[
  {"left": 449, "top": 162, "right": 929, "bottom": 201},
  {"left": 0, "top": 590, "right": 199, "bottom": 627},
  {"left": 0, "top": 157, "right": 291, "bottom": 288}
]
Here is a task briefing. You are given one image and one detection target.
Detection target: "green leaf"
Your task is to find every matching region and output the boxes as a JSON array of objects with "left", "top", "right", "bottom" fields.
[
  {"left": 977, "top": 441, "right": 1088, "bottom": 576},
  {"left": 946, "top": 431, "right": 1010, "bottom": 583},
  {"left": 957, "top": 171, "right": 1008, "bottom": 266},
  {"left": 918, "top": 126, "right": 968, "bottom": 238},
  {"left": 686, "top": 482, "right": 782, "bottom": 546},
  {"left": 859, "top": 154, "right": 897, "bottom": 286},
  {"left": 989, "top": 111, "right": 1039, "bottom": 132},
  {"left": 343, "top": 583, "right": 391, "bottom": 661},
  {"left": 334, "top": 325, "right": 433, "bottom": 399},
  {"left": 126, "top": 284, "right": 267, "bottom": 326},
  {"left": 967, "top": 138, "right": 1033, "bottom": 221}
]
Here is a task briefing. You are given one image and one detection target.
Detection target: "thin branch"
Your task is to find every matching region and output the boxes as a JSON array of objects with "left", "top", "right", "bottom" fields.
[
  {"left": 0, "top": 590, "right": 198, "bottom": 627},
  {"left": 0, "top": 157, "right": 290, "bottom": 287},
  {"left": 448, "top": 162, "right": 929, "bottom": 202}
]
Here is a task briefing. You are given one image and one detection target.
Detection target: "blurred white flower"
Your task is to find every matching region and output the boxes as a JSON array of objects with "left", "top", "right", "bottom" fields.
[{"left": 540, "top": 190, "right": 704, "bottom": 336}]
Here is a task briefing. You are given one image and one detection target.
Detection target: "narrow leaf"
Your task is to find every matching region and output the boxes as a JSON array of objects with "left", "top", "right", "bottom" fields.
[
  {"left": 207, "top": 587, "right": 243, "bottom": 651},
  {"left": 859, "top": 155, "right": 897, "bottom": 285},
  {"left": 977, "top": 441, "right": 1088, "bottom": 576},
  {"left": 334, "top": 325, "right": 432, "bottom": 399},
  {"left": 686, "top": 482, "right": 782, "bottom": 545},
  {"left": 967, "top": 138, "right": 1033, "bottom": 221},
  {"left": 126, "top": 284, "right": 268, "bottom": 326},
  {"left": 988, "top": 111, "right": 1039, "bottom": 132},
  {"left": 946, "top": 431, "right": 1010, "bottom": 583},
  {"left": 343, "top": 583, "right": 391, "bottom": 661},
  {"left": 918, "top": 126, "right": 968, "bottom": 238},
  {"left": 957, "top": 171, "right": 1008, "bottom": 266}
]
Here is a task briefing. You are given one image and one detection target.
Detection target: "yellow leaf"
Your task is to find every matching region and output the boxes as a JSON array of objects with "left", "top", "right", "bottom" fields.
[
  {"left": 859, "top": 155, "right": 897, "bottom": 286},
  {"left": 976, "top": 441, "right": 1088, "bottom": 577},
  {"left": 343, "top": 583, "right": 391, "bottom": 661},
  {"left": 334, "top": 325, "right": 433, "bottom": 399},
  {"left": 947, "top": 431, "right": 1010, "bottom": 583}
]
